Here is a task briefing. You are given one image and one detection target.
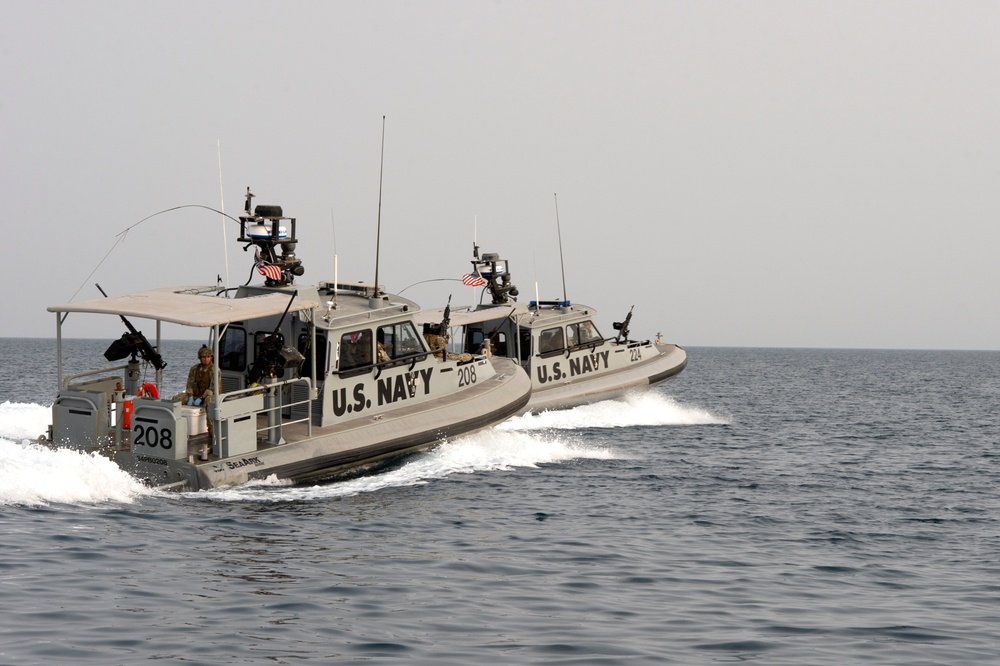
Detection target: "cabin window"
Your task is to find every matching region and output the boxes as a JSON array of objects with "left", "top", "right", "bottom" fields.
[
  {"left": 567, "top": 321, "right": 602, "bottom": 347},
  {"left": 377, "top": 321, "right": 425, "bottom": 361},
  {"left": 465, "top": 327, "right": 484, "bottom": 355},
  {"left": 254, "top": 331, "right": 286, "bottom": 378},
  {"left": 538, "top": 327, "right": 565, "bottom": 354},
  {"left": 219, "top": 327, "right": 247, "bottom": 372},
  {"left": 487, "top": 332, "right": 508, "bottom": 356},
  {"left": 298, "top": 331, "right": 327, "bottom": 377},
  {"left": 519, "top": 328, "right": 532, "bottom": 361},
  {"left": 339, "top": 329, "right": 373, "bottom": 371}
]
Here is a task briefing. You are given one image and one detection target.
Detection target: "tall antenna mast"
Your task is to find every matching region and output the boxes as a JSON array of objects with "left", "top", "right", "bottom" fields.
[
  {"left": 373, "top": 115, "right": 386, "bottom": 296},
  {"left": 331, "top": 207, "right": 339, "bottom": 310},
  {"left": 554, "top": 193, "right": 568, "bottom": 304},
  {"left": 217, "top": 139, "right": 231, "bottom": 291}
]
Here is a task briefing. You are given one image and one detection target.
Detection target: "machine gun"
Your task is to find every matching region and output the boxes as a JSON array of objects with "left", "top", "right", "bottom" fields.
[
  {"left": 97, "top": 284, "right": 167, "bottom": 370},
  {"left": 435, "top": 295, "right": 452, "bottom": 358},
  {"left": 246, "top": 291, "right": 305, "bottom": 385},
  {"left": 613, "top": 305, "right": 633, "bottom": 344}
]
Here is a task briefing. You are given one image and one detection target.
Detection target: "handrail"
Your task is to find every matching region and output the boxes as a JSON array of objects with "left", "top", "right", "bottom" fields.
[
  {"left": 62, "top": 365, "right": 128, "bottom": 391},
  {"left": 214, "top": 376, "right": 314, "bottom": 448},
  {"left": 335, "top": 349, "right": 432, "bottom": 377}
]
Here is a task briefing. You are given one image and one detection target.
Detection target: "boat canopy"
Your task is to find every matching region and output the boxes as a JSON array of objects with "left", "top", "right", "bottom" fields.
[
  {"left": 413, "top": 303, "right": 527, "bottom": 328},
  {"left": 47, "top": 286, "right": 316, "bottom": 328}
]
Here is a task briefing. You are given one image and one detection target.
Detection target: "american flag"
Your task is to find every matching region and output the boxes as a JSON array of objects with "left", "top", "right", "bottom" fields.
[
  {"left": 256, "top": 262, "right": 283, "bottom": 281},
  {"left": 462, "top": 273, "right": 485, "bottom": 287}
]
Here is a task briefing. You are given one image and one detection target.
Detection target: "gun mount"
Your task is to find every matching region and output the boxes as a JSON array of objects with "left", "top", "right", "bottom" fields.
[{"left": 238, "top": 187, "right": 304, "bottom": 286}]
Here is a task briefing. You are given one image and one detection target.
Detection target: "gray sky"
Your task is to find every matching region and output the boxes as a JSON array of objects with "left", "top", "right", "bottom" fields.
[{"left": 3, "top": 0, "right": 998, "bottom": 349}]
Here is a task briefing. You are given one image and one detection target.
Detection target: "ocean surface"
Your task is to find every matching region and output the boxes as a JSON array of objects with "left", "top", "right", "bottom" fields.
[{"left": 1, "top": 339, "right": 999, "bottom": 664}]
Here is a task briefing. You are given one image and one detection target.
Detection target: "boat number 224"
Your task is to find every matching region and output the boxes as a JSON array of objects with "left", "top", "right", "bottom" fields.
[{"left": 133, "top": 424, "right": 173, "bottom": 450}]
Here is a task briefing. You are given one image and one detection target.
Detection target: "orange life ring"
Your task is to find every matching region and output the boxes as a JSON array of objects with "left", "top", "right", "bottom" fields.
[{"left": 138, "top": 382, "right": 159, "bottom": 399}]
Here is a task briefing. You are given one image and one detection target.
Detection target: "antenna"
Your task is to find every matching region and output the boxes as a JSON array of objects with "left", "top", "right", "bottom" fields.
[
  {"left": 217, "top": 139, "right": 231, "bottom": 291},
  {"left": 554, "top": 193, "right": 568, "bottom": 304},
  {"left": 533, "top": 253, "right": 540, "bottom": 317},
  {"left": 373, "top": 115, "right": 386, "bottom": 296},
  {"left": 331, "top": 207, "right": 339, "bottom": 310}
]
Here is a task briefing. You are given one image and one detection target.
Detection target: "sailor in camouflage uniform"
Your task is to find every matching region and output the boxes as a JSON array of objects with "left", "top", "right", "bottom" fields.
[
  {"left": 186, "top": 345, "right": 216, "bottom": 404},
  {"left": 186, "top": 345, "right": 217, "bottom": 450}
]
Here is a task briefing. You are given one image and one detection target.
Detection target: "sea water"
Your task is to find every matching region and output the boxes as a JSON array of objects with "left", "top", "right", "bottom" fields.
[{"left": 1, "top": 341, "right": 999, "bottom": 664}]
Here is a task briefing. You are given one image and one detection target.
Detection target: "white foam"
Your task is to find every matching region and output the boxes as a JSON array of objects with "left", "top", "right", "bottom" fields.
[
  {"left": 498, "top": 391, "right": 725, "bottom": 431},
  {"left": 0, "top": 401, "right": 52, "bottom": 442},
  {"left": 0, "top": 393, "right": 723, "bottom": 505},
  {"left": 0, "top": 401, "right": 150, "bottom": 506},
  {"left": 0, "top": 439, "right": 149, "bottom": 506},
  {"left": 197, "top": 429, "right": 615, "bottom": 502}
]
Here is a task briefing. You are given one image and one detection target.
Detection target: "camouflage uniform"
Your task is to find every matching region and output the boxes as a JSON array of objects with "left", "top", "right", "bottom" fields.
[
  {"left": 186, "top": 345, "right": 216, "bottom": 448},
  {"left": 186, "top": 345, "right": 217, "bottom": 399}
]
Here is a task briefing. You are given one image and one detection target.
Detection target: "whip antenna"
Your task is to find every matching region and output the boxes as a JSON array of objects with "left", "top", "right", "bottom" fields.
[
  {"left": 554, "top": 193, "right": 568, "bottom": 304},
  {"left": 373, "top": 115, "right": 386, "bottom": 296},
  {"left": 217, "top": 139, "right": 231, "bottom": 292},
  {"left": 329, "top": 208, "right": 339, "bottom": 313}
]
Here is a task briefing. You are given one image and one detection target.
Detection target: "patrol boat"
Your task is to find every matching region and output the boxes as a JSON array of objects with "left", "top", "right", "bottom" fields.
[
  {"left": 415, "top": 247, "right": 686, "bottom": 413},
  {"left": 42, "top": 191, "right": 531, "bottom": 490}
]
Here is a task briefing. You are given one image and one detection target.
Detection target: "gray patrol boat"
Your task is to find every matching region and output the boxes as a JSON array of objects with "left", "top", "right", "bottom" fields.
[
  {"left": 42, "top": 191, "right": 531, "bottom": 490},
  {"left": 415, "top": 247, "right": 686, "bottom": 413}
]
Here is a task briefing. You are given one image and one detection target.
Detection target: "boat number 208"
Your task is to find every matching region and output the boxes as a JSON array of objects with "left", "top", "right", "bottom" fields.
[
  {"left": 458, "top": 364, "right": 477, "bottom": 387},
  {"left": 133, "top": 424, "right": 173, "bottom": 450}
]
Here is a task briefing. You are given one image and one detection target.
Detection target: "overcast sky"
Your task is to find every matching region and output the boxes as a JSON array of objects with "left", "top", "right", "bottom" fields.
[{"left": 3, "top": 0, "right": 998, "bottom": 350}]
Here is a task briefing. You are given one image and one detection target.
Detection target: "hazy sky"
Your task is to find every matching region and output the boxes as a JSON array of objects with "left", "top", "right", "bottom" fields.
[{"left": 3, "top": 0, "right": 998, "bottom": 349}]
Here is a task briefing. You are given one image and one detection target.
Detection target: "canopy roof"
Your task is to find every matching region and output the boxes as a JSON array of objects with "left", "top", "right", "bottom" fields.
[
  {"left": 48, "top": 286, "right": 316, "bottom": 328},
  {"left": 413, "top": 303, "right": 527, "bottom": 327}
]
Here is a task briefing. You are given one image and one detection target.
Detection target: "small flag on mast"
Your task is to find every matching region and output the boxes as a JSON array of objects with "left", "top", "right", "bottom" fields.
[
  {"left": 462, "top": 273, "right": 485, "bottom": 287},
  {"left": 256, "top": 263, "right": 283, "bottom": 281}
]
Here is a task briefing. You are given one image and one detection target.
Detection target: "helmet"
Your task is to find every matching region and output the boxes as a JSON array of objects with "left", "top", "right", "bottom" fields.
[{"left": 198, "top": 345, "right": 213, "bottom": 358}]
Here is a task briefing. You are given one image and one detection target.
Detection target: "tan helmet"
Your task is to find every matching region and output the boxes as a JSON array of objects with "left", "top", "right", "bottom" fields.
[{"left": 198, "top": 345, "right": 213, "bottom": 358}]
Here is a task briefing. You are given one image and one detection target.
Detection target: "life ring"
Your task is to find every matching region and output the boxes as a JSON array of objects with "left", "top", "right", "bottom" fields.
[{"left": 138, "top": 382, "right": 159, "bottom": 399}]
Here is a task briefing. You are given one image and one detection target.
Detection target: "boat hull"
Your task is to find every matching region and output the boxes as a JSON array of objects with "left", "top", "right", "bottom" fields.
[
  {"left": 526, "top": 343, "right": 687, "bottom": 413},
  {"left": 117, "top": 357, "right": 530, "bottom": 490}
]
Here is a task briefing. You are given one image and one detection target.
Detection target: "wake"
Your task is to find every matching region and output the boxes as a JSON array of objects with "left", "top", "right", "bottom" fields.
[
  {"left": 499, "top": 391, "right": 724, "bottom": 431},
  {"left": 0, "top": 391, "right": 723, "bottom": 505}
]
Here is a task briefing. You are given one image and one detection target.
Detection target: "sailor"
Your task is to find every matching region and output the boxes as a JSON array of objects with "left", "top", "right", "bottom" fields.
[
  {"left": 376, "top": 330, "right": 390, "bottom": 363},
  {"left": 423, "top": 323, "right": 447, "bottom": 351},
  {"left": 186, "top": 345, "right": 216, "bottom": 406}
]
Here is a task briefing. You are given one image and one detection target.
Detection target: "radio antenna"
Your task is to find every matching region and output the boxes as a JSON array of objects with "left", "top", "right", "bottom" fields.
[
  {"left": 373, "top": 115, "right": 386, "bottom": 296},
  {"left": 554, "top": 193, "right": 568, "bottom": 304},
  {"left": 217, "top": 139, "right": 231, "bottom": 292},
  {"left": 331, "top": 207, "right": 339, "bottom": 310}
]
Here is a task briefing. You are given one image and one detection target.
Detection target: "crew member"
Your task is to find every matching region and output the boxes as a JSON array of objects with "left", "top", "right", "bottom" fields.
[{"left": 186, "top": 345, "right": 216, "bottom": 405}]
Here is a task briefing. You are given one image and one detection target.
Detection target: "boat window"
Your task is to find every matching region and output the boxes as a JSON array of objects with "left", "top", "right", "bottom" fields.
[
  {"left": 465, "top": 327, "right": 484, "bottom": 355},
  {"left": 339, "top": 329, "right": 373, "bottom": 371},
  {"left": 254, "top": 331, "right": 286, "bottom": 378},
  {"left": 219, "top": 327, "right": 247, "bottom": 372},
  {"left": 568, "top": 321, "right": 602, "bottom": 347},
  {"left": 519, "top": 328, "right": 532, "bottom": 362},
  {"left": 538, "top": 327, "right": 565, "bottom": 354},
  {"left": 377, "top": 321, "right": 425, "bottom": 361},
  {"left": 487, "top": 332, "right": 508, "bottom": 356},
  {"left": 297, "top": 331, "right": 327, "bottom": 377}
]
